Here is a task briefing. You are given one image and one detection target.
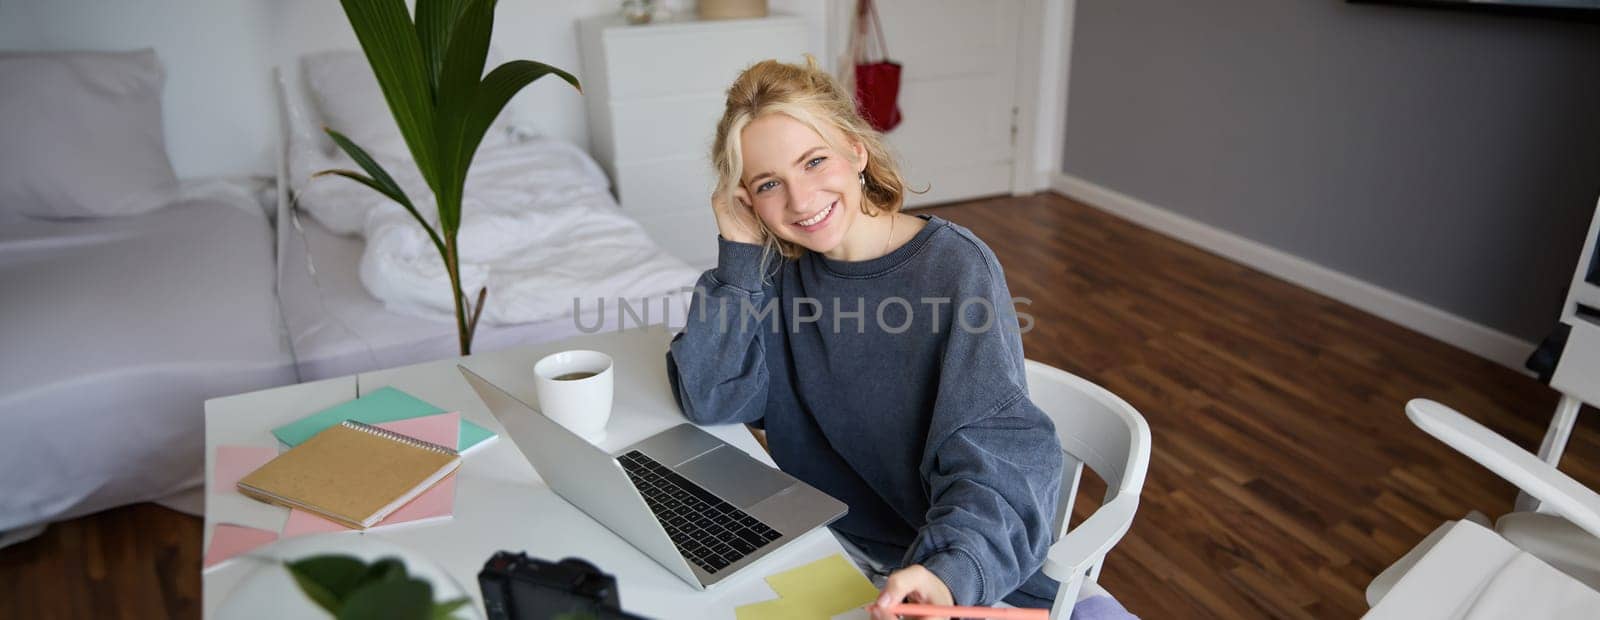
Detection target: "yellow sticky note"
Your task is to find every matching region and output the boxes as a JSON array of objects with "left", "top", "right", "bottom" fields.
[
  {"left": 735, "top": 597, "right": 814, "bottom": 620},
  {"left": 765, "top": 554, "right": 880, "bottom": 618}
]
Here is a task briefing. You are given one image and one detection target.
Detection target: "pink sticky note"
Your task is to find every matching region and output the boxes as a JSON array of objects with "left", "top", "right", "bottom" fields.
[
  {"left": 380, "top": 473, "right": 457, "bottom": 525},
  {"left": 205, "top": 523, "right": 279, "bottom": 568},
  {"left": 280, "top": 412, "right": 461, "bottom": 538},
  {"left": 215, "top": 445, "right": 279, "bottom": 494},
  {"left": 281, "top": 507, "right": 352, "bottom": 537}
]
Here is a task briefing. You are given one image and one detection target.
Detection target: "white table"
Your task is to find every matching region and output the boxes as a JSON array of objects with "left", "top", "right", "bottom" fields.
[{"left": 202, "top": 326, "right": 869, "bottom": 619}]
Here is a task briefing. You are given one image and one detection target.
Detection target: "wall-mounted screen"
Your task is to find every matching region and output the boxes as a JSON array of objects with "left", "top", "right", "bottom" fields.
[{"left": 1350, "top": 0, "right": 1600, "bottom": 20}]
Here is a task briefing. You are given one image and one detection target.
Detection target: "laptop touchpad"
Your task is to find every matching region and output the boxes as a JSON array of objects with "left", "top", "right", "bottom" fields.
[{"left": 676, "top": 446, "right": 793, "bottom": 508}]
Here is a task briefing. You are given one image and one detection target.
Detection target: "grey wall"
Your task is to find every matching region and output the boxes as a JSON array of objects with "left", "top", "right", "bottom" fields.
[{"left": 1062, "top": 0, "right": 1600, "bottom": 343}]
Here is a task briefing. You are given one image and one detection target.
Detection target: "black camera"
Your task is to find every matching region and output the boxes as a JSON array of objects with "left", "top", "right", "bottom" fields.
[{"left": 478, "top": 551, "right": 648, "bottom": 620}]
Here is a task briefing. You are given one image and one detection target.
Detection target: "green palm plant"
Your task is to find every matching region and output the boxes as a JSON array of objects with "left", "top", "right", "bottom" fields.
[{"left": 319, "top": 0, "right": 579, "bottom": 355}]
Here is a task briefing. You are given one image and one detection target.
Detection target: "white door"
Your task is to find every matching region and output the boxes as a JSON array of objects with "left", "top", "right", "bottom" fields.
[{"left": 834, "top": 0, "right": 1025, "bottom": 208}]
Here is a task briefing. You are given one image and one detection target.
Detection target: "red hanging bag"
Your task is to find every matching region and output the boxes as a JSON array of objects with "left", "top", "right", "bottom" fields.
[{"left": 850, "top": 0, "right": 902, "bottom": 132}]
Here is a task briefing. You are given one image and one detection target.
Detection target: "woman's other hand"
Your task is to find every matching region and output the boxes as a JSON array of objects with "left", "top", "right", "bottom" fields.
[
  {"left": 712, "top": 186, "right": 763, "bottom": 245},
  {"left": 870, "top": 564, "right": 954, "bottom": 620}
]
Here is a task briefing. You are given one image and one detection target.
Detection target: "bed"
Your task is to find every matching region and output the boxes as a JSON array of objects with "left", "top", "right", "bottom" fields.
[
  {"left": 276, "top": 201, "right": 692, "bottom": 381},
  {"left": 0, "top": 49, "right": 302, "bottom": 542},
  {"left": 0, "top": 188, "right": 298, "bottom": 537},
  {"left": 275, "top": 53, "right": 700, "bottom": 381},
  {"left": 0, "top": 47, "right": 702, "bottom": 543}
]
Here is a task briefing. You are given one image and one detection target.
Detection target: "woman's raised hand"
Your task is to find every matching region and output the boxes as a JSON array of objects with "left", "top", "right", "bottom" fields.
[{"left": 712, "top": 185, "right": 763, "bottom": 246}]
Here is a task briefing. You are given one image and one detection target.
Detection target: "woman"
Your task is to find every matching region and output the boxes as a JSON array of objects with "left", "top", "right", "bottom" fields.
[{"left": 666, "top": 56, "right": 1064, "bottom": 615}]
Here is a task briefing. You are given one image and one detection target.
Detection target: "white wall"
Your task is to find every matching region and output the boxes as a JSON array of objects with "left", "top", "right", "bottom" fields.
[
  {"left": 0, "top": 0, "right": 827, "bottom": 180},
  {"left": 1033, "top": 0, "right": 1069, "bottom": 191}
]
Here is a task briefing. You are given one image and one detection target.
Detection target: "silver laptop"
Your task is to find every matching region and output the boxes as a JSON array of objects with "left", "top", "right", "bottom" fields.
[{"left": 458, "top": 365, "right": 847, "bottom": 590}]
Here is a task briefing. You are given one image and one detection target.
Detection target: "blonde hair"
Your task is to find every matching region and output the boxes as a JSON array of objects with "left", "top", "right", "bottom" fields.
[{"left": 711, "top": 55, "right": 910, "bottom": 260}]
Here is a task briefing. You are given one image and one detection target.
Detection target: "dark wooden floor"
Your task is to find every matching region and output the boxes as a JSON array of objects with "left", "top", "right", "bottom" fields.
[
  {"left": 926, "top": 193, "right": 1598, "bottom": 618},
  {"left": 3, "top": 192, "right": 1594, "bottom": 618}
]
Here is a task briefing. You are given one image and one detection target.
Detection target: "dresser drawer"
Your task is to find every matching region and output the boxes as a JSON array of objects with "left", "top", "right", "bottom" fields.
[
  {"left": 593, "top": 16, "right": 808, "bottom": 100},
  {"left": 615, "top": 157, "right": 715, "bottom": 216},
  {"left": 607, "top": 94, "right": 725, "bottom": 165},
  {"left": 634, "top": 209, "right": 721, "bottom": 269}
]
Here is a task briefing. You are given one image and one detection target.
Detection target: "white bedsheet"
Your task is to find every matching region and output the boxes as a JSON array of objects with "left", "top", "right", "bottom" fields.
[
  {"left": 0, "top": 196, "right": 296, "bottom": 534},
  {"left": 293, "top": 134, "right": 700, "bottom": 327},
  {"left": 277, "top": 210, "right": 693, "bottom": 382}
]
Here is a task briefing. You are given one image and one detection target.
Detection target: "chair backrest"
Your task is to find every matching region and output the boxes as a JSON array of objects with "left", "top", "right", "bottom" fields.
[
  {"left": 1025, "top": 360, "right": 1152, "bottom": 541},
  {"left": 1558, "top": 196, "right": 1599, "bottom": 331},
  {"left": 1552, "top": 320, "right": 1600, "bottom": 408},
  {"left": 1553, "top": 195, "right": 1600, "bottom": 407}
]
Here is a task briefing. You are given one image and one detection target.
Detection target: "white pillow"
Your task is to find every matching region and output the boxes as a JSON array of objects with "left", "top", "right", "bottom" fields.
[
  {"left": 0, "top": 49, "right": 178, "bottom": 219},
  {"left": 301, "top": 49, "right": 514, "bottom": 159}
]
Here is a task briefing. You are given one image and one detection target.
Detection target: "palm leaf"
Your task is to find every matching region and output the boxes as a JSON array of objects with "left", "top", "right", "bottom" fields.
[
  {"left": 316, "top": 170, "right": 449, "bottom": 263},
  {"left": 333, "top": 0, "right": 576, "bottom": 357},
  {"left": 467, "top": 60, "right": 580, "bottom": 153},
  {"left": 414, "top": 0, "right": 468, "bottom": 97},
  {"left": 442, "top": 60, "right": 580, "bottom": 230},
  {"left": 320, "top": 129, "right": 448, "bottom": 259},
  {"left": 314, "top": 169, "right": 405, "bottom": 204},
  {"left": 338, "top": 0, "right": 441, "bottom": 193},
  {"left": 323, "top": 129, "right": 409, "bottom": 202},
  {"left": 430, "top": 0, "right": 497, "bottom": 234}
]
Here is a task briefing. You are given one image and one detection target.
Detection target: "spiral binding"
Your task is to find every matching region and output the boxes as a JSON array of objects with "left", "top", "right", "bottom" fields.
[{"left": 340, "top": 420, "right": 459, "bottom": 456}]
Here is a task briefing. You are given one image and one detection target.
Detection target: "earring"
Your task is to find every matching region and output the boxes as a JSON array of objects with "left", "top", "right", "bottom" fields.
[{"left": 858, "top": 172, "right": 866, "bottom": 186}]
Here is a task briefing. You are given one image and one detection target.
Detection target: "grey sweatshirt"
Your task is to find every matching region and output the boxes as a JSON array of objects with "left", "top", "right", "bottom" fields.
[{"left": 665, "top": 215, "right": 1064, "bottom": 607}]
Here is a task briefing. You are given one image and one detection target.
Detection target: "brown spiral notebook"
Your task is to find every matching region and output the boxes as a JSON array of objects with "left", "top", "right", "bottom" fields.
[{"left": 237, "top": 420, "right": 461, "bottom": 529}]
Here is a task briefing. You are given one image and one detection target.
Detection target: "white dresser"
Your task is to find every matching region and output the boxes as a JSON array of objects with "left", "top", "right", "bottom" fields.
[{"left": 578, "top": 13, "right": 810, "bottom": 268}]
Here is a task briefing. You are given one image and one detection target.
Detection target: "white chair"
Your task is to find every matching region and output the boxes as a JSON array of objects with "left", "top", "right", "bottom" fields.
[
  {"left": 1363, "top": 397, "right": 1600, "bottom": 618},
  {"left": 1519, "top": 195, "right": 1600, "bottom": 512},
  {"left": 1024, "top": 360, "right": 1152, "bottom": 619},
  {"left": 1365, "top": 199, "right": 1600, "bottom": 617}
]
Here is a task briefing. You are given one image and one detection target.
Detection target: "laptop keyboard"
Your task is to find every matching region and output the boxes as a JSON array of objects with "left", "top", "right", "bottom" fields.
[{"left": 618, "top": 450, "right": 783, "bottom": 574}]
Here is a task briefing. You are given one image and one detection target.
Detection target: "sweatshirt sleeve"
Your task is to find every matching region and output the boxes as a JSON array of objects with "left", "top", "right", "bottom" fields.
[
  {"left": 903, "top": 239, "right": 1063, "bottom": 606},
  {"left": 909, "top": 393, "right": 1062, "bottom": 606},
  {"left": 665, "top": 236, "right": 775, "bottom": 427}
]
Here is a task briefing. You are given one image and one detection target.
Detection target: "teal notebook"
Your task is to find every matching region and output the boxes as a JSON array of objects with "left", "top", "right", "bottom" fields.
[{"left": 272, "top": 386, "right": 496, "bottom": 452}]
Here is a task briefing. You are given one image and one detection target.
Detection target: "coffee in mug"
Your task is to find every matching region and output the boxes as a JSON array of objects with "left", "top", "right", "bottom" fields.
[{"left": 532, "top": 350, "right": 614, "bottom": 443}]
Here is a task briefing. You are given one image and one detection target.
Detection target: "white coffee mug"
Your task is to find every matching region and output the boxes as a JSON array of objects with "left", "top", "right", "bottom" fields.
[{"left": 532, "top": 350, "right": 614, "bottom": 443}]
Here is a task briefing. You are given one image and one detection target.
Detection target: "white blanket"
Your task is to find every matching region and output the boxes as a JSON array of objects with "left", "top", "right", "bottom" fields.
[{"left": 293, "top": 135, "right": 700, "bottom": 326}]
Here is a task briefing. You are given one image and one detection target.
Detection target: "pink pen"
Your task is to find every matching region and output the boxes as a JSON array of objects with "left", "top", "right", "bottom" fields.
[{"left": 866, "top": 602, "right": 1050, "bottom": 620}]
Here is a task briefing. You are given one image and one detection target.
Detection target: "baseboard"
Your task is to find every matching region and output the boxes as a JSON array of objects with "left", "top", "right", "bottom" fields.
[
  {"left": 1031, "top": 167, "right": 1055, "bottom": 194},
  {"left": 1049, "top": 173, "right": 1535, "bottom": 371}
]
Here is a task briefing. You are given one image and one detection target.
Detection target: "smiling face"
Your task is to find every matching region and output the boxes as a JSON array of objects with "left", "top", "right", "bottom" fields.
[{"left": 738, "top": 113, "right": 868, "bottom": 255}]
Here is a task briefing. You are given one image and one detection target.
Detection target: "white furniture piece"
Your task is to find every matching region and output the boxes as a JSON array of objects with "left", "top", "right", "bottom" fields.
[
  {"left": 578, "top": 13, "right": 810, "bottom": 269},
  {"left": 1366, "top": 237, "right": 1600, "bottom": 618},
  {"left": 1518, "top": 196, "right": 1600, "bottom": 512},
  {"left": 1564, "top": 197, "right": 1600, "bottom": 337},
  {"left": 0, "top": 188, "right": 297, "bottom": 544},
  {"left": 201, "top": 326, "right": 868, "bottom": 619},
  {"left": 1363, "top": 399, "right": 1600, "bottom": 618},
  {"left": 1366, "top": 517, "right": 1600, "bottom": 619},
  {"left": 1025, "top": 360, "right": 1151, "bottom": 619}
]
